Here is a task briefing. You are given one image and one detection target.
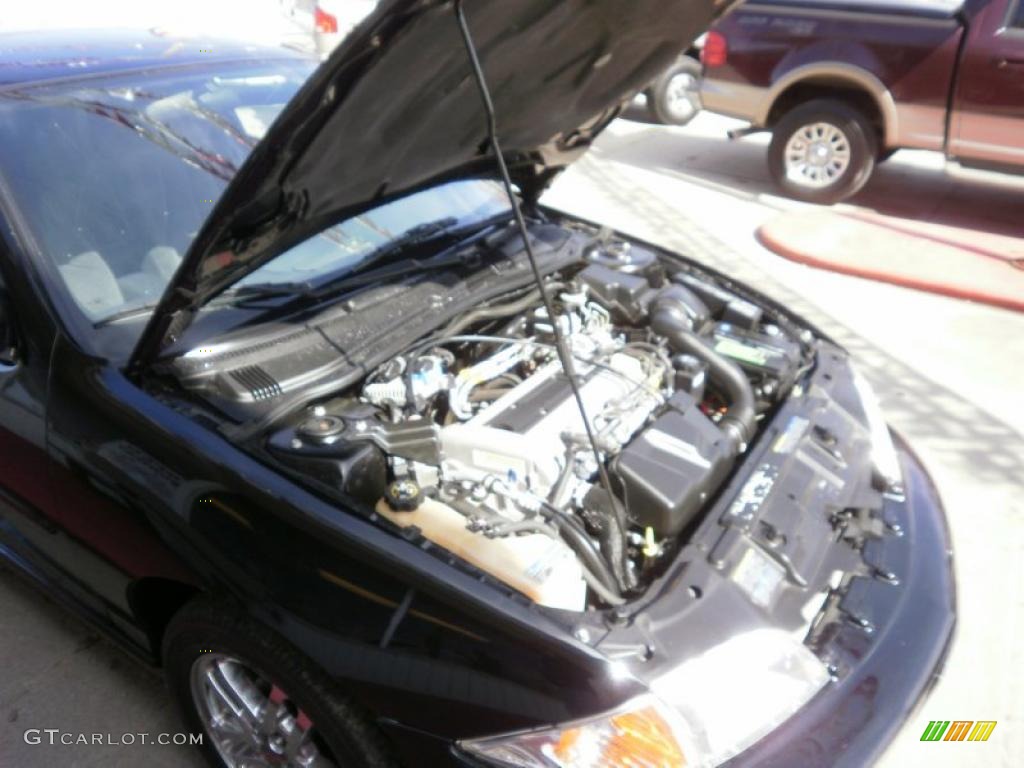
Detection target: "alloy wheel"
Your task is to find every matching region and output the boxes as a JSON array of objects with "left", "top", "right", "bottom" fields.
[{"left": 191, "top": 653, "right": 339, "bottom": 768}]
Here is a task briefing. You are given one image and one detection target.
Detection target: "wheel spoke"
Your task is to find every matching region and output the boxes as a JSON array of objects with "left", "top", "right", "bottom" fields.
[
  {"left": 207, "top": 662, "right": 262, "bottom": 727},
  {"left": 224, "top": 739, "right": 258, "bottom": 765},
  {"left": 191, "top": 654, "right": 340, "bottom": 768},
  {"left": 208, "top": 711, "right": 249, "bottom": 739},
  {"left": 283, "top": 719, "right": 310, "bottom": 761},
  {"left": 257, "top": 685, "right": 290, "bottom": 736}
]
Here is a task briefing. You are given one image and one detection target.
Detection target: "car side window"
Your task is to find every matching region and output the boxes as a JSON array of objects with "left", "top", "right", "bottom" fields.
[
  {"left": 1011, "top": 0, "right": 1024, "bottom": 28},
  {"left": 0, "top": 62, "right": 313, "bottom": 324}
]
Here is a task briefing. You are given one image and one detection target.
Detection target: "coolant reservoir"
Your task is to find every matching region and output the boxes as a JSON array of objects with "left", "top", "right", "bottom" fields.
[{"left": 376, "top": 497, "right": 587, "bottom": 611}]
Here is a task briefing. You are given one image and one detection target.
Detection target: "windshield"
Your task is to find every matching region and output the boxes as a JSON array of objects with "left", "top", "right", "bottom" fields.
[
  {"left": 230, "top": 179, "right": 510, "bottom": 291},
  {"left": 0, "top": 60, "right": 510, "bottom": 349}
]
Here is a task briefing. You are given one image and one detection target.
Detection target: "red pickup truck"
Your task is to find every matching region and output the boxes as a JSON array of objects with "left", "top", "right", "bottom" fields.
[{"left": 700, "top": 0, "right": 1024, "bottom": 202}]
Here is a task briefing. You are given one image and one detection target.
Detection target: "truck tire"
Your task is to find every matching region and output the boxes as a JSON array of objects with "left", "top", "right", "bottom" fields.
[
  {"left": 163, "top": 598, "right": 398, "bottom": 768},
  {"left": 646, "top": 56, "right": 703, "bottom": 126},
  {"left": 768, "top": 99, "right": 877, "bottom": 204}
]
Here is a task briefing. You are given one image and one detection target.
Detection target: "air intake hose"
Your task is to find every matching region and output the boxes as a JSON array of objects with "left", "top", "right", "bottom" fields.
[{"left": 648, "top": 286, "right": 757, "bottom": 450}]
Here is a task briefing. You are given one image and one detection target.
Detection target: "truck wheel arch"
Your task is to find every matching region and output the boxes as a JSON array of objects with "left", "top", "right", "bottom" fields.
[{"left": 762, "top": 63, "right": 898, "bottom": 149}]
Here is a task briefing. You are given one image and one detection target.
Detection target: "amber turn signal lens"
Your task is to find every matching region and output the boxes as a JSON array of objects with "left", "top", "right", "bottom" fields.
[
  {"left": 459, "top": 694, "right": 696, "bottom": 768},
  {"left": 551, "top": 705, "right": 687, "bottom": 767}
]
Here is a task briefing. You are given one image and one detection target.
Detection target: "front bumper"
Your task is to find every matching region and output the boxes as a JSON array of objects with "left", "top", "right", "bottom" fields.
[{"left": 725, "top": 435, "right": 955, "bottom": 767}]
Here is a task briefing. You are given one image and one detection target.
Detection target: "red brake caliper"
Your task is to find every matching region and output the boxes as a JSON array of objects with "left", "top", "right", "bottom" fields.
[{"left": 269, "top": 685, "right": 287, "bottom": 705}]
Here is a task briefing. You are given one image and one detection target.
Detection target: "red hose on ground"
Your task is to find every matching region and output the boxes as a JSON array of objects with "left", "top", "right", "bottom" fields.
[{"left": 757, "top": 211, "right": 1024, "bottom": 313}]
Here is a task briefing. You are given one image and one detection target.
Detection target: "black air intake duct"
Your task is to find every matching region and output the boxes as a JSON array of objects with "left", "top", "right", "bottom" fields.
[{"left": 647, "top": 287, "right": 757, "bottom": 449}]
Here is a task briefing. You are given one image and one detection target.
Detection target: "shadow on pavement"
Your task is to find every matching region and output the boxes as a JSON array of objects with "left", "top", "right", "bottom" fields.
[
  {"left": 599, "top": 120, "right": 1024, "bottom": 242},
  {"left": 619, "top": 102, "right": 660, "bottom": 126}
]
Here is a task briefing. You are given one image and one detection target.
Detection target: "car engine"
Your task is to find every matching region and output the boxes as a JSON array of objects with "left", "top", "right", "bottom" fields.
[{"left": 264, "top": 242, "right": 808, "bottom": 611}]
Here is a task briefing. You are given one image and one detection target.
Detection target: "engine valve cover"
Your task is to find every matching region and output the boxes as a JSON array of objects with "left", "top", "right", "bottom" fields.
[{"left": 438, "top": 351, "right": 661, "bottom": 501}]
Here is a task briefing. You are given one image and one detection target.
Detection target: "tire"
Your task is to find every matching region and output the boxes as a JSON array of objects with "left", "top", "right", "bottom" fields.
[
  {"left": 163, "top": 599, "right": 398, "bottom": 768},
  {"left": 768, "top": 99, "right": 878, "bottom": 204},
  {"left": 646, "top": 56, "right": 703, "bottom": 126}
]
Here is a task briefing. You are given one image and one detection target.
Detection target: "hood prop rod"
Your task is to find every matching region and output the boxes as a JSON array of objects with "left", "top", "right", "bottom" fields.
[{"left": 455, "top": 0, "right": 631, "bottom": 598}]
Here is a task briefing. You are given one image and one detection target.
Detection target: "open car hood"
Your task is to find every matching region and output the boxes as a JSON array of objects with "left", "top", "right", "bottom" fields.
[{"left": 130, "top": 0, "right": 727, "bottom": 370}]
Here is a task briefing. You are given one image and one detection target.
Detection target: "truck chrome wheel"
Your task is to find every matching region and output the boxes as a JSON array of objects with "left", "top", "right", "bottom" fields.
[
  {"left": 783, "top": 122, "right": 851, "bottom": 188},
  {"left": 647, "top": 56, "right": 703, "bottom": 125},
  {"left": 664, "top": 71, "right": 700, "bottom": 123},
  {"left": 191, "top": 653, "right": 339, "bottom": 768}
]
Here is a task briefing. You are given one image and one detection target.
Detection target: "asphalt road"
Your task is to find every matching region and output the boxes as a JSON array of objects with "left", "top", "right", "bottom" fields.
[{"left": 1, "top": 6, "right": 1022, "bottom": 766}]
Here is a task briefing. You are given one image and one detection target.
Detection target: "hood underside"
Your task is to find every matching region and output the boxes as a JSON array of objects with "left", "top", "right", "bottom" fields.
[{"left": 130, "top": 0, "right": 726, "bottom": 370}]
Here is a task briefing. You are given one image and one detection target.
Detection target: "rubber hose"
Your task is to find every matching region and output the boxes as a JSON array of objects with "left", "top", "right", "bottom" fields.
[
  {"left": 600, "top": 515, "right": 633, "bottom": 591},
  {"left": 649, "top": 287, "right": 757, "bottom": 448},
  {"left": 440, "top": 282, "right": 566, "bottom": 338},
  {"left": 545, "top": 506, "right": 622, "bottom": 598}
]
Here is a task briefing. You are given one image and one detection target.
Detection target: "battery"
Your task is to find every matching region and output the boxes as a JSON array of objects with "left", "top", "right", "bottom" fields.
[{"left": 710, "top": 323, "right": 801, "bottom": 390}]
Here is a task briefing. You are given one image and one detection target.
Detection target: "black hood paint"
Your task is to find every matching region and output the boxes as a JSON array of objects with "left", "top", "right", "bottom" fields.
[{"left": 130, "top": 0, "right": 725, "bottom": 370}]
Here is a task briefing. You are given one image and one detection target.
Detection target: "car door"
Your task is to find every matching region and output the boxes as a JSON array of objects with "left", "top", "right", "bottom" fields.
[
  {"left": 948, "top": 0, "right": 1024, "bottom": 167},
  {"left": 0, "top": 238, "right": 74, "bottom": 591},
  {"left": 0, "top": 228, "right": 193, "bottom": 655}
]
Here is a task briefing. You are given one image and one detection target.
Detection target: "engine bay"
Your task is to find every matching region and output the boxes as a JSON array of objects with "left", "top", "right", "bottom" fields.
[{"left": 249, "top": 233, "right": 814, "bottom": 612}]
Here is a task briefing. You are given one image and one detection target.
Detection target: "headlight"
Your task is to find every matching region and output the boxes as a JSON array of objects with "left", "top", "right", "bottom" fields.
[
  {"left": 650, "top": 628, "right": 830, "bottom": 765},
  {"left": 851, "top": 368, "right": 902, "bottom": 491},
  {"left": 459, "top": 629, "right": 829, "bottom": 767},
  {"left": 459, "top": 694, "right": 698, "bottom": 767}
]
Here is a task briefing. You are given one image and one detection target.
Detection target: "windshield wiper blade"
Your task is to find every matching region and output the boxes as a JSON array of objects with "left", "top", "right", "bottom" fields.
[
  {"left": 314, "top": 249, "right": 481, "bottom": 295},
  {"left": 343, "top": 216, "right": 461, "bottom": 273},
  {"left": 321, "top": 211, "right": 527, "bottom": 291},
  {"left": 212, "top": 218, "right": 466, "bottom": 308},
  {"left": 330, "top": 213, "right": 519, "bottom": 283},
  {"left": 215, "top": 214, "right": 509, "bottom": 311},
  {"left": 301, "top": 215, "right": 506, "bottom": 297},
  {"left": 93, "top": 303, "right": 159, "bottom": 327},
  {"left": 213, "top": 280, "right": 319, "bottom": 307},
  {"left": 385, "top": 216, "right": 460, "bottom": 249}
]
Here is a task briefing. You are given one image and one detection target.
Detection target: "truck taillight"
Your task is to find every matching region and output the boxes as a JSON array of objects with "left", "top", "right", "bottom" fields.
[
  {"left": 701, "top": 30, "right": 728, "bottom": 68},
  {"left": 314, "top": 6, "right": 339, "bottom": 35}
]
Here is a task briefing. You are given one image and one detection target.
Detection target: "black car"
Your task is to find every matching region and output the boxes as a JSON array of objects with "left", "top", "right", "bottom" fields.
[{"left": 0, "top": 2, "right": 953, "bottom": 768}]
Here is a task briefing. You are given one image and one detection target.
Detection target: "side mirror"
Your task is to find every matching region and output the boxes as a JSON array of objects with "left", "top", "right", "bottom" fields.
[{"left": 0, "top": 290, "right": 19, "bottom": 367}]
